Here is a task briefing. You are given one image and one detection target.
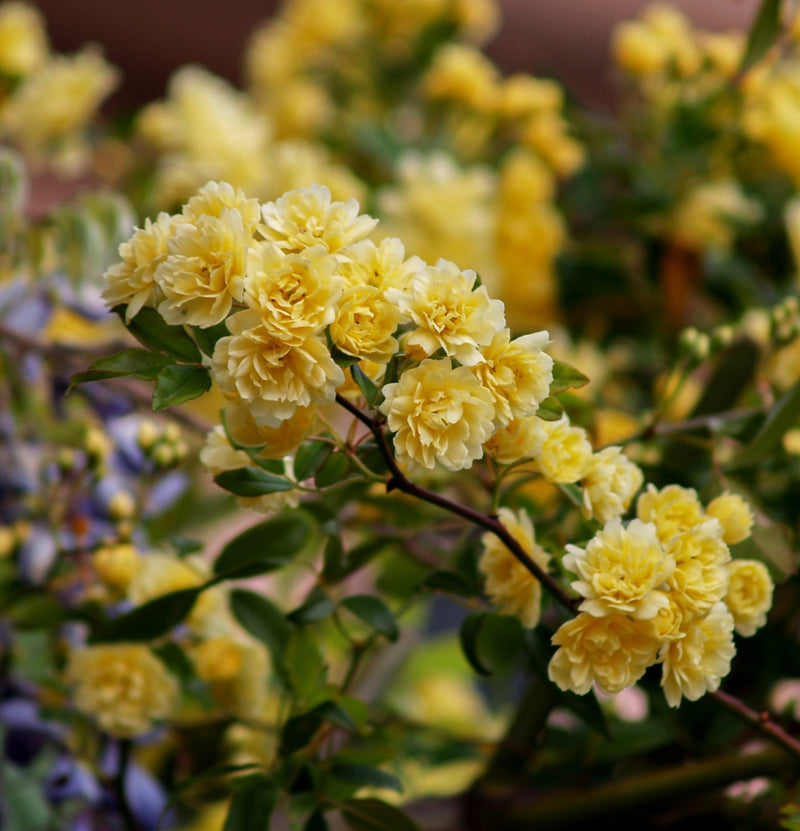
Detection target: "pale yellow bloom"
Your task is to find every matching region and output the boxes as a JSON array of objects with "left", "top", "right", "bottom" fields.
[
  {"left": 66, "top": 644, "right": 177, "bottom": 737},
  {"left": 92, "top": 543, "right": 142, "bottom": 593},
  {"left": 224, "top": 396, "right": 316, "bottom": 458},
  {"left": 244, "top": 242, "right": 341, "bottom": 339},
  {"left": 725, "top": 559, "right": 774, "bottom": 637},
  {"left": 200, "top": 426, "right": 299, "bottom": 513},
  {"left": 212, "top": 310, "right": 344, "bottom": 428},
  {"left": 472, "top": 329, "right": 553, "bottom": 427},
  {"left": 330, "top": 284, "right": 402, "bottom": 363},
  {"left": 387, "top": 258, "right": 505, "bottom": 366},
  {"left": 259, "top": 184, "right": 377, "bottom": 254},
  {"left": 0, "top": 2, "right": 48, "bottom": 76},
  {"left": 479, "top": 508, "right": 550, "bottom": 627},
  {"left": 155, "top": 209, "right": 248, "bottom": 327},
  {"left": 338, "top": 237, "right": 425, "bottom": 293},
  {"left": 192, "top": 636, "right": 245, "bottom": 683},
  {"left": 102, "top": 212, "right": 177, "bottom": 321},
  {"left": 0, "top": 48, "right": 118, "bottom": 166},
  {"left": 128, "top": 552, "right": 204, "bottom": 604},
  {"left": 424, "top": 42, "right": 499, "bottom": 111},
  {"left": 564, "top": 518, "right": 674, "bottom": 620},
  {"left": 528, "top": 413, "right": 592, "bottom": 484},
  {"left": 379, "top": 358, "right": 495, "bottom": 471},
  {"left": 637, "top": 483, "right": 705, "bottom": 544},
  {"left": 660, "top": 602, "right": 736, "bottom": 707},
  {"left": 580, "top": 446, "right": 644, "bottom": 525},
  {"left": 496, "top": 76, "right": 564, "bottom": 120},
  {"left": 548, "top": 612, "right": 660, "bottom": 695},
  {"left": 666, "top": 519, "right": 731, "bottom": 618},
  {"left": 612, "top": 19, "right": 671, "bottom": 76},
  {"left": 705, "top": 492, "right": 754, "bottom": 545},
  {"left": 483, "top": 415, "right": 541, "bottom": 465},
  {"left": 182, "top": 180, "right": 263, "bottom": 237}
]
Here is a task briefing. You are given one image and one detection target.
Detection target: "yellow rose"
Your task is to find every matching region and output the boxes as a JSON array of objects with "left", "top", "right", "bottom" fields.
[
  {"left": 92, "top": 543, "right": 141, "bottom": 593},
  {"left": 0, "top": 2, "right": 48, "bottom": 76},
  {"left": 636, "top": 483, "right": 705, "bottom": 544},
  {"left": 705, "top": 492, "right": 754, "bottom": 545},
  {"left": 725, "top": 559, "right": 774, "bottom": 637},
  {"left": 580, "top": 446, "right": 644, "bottom": 525},
  {"left": 66, "top": 644, "right": 177, "bottom": 737},
  {"left": 528, "top": 413, "right": 592, "bottom": 484}
]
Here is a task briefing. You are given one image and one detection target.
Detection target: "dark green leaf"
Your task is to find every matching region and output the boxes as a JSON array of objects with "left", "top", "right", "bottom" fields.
[
  {"left": 280, "top": 711, "right": 323, "bottom": 756},
  {"left": 286, "top": 625, "right": 326, "bottom": 700},
  {"left": 330, "top": 345, "right": 361, "bottom": 368},
  {"left": 122, "top": 306, "right": 202, "bottom": 362},
  {"left": 311, "top": 700, "right": 356, "bottom": 731},
  {"left": 729, "top": 377, "right": 800, "bottom": 469},
  {"left": 92, "top": 587, "right": 200, "bottom": 642},
  {"left": 536, "top": 397, "right": 564, "bottom": 421},
  {"left": 460, "top": 612, "right": 525, "bottom": 677},
  {"left": 418, "top": 570, "right": 478, "bottom": 597},
  {"left": 340, "top": 595, "right": 399, "bottom": 642},
  {"left": 323, "top": 538, "right": 388, "bottom": 582},
  {"left": 153, "top": 641, "right": 195, "bottom": 682},
  {"left": 213, "top": 467, "right": 295, "bottom": 499},
  {"left": 67, "top": 348, "right": 172, "bottom": 391},
  {"left": 459, "top": 613, "right": 491, "bottom": 676},
  {"left": 229, "top": 589, "right": 291, "bottom": 667},
  {"left": 191, "top": 320, "right": 230, "bottom": 357},
  {"left": 288, "top": 586, "right": 335, "bottom": 623},
  {"left": 304, "top": 809, "right": 330, "bottom": 831},
  {"left": 739, "top": 0, "right": 783, "bottom": 74},
  {"left": 330, "top": 764, "right": 402, "bottom": 794},
  {"left": 550, "top": 359, "right": 589, "bottom": 395},
  {"left": 350, "top": 364, "right": 380, "bottom": 407},
  {"left": 153, "top": 365, "right": 211, "bottom": 411},
  {"left": 315, "top": 452, "right": 353, "bottom": 488},
  {"left": 223, "top": 774, "right": 277, "bottom": 831},
  {"left": 294, "top": 439, "right": 334, "bottom": 481},
  {"left": 214, "top": 513, "right": 314, "bottom": 578},
  {"left": 340, "top": 798, "right": 421, "bottom": 831}
]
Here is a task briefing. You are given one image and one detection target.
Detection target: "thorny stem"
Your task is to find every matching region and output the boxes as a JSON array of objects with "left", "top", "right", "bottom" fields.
[
  {"left": 712, "top": 688, "right": 800, "bottom": 760},
  {"left": 335, "top": 393, "right": 578, "bottom": 614}
]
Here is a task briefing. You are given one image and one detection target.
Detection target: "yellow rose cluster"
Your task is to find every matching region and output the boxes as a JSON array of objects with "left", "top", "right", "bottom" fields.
[
  {"left": 549, "top": 485, "right": 774, "bottom": 706},
  {"left": 103, "top": 179, "right": 558, "bottom": 478}
]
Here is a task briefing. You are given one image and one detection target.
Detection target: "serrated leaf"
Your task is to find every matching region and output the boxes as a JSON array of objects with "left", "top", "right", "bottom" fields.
[
  {"left": 550, "top": 359, "right": 589, "bottom": 395},
  {"left": 214, "top": 513, "right": 314, "bottom": 578},
  {"left": 729, "top": 377, "right": 800, "bottom": 469},
  {"left": 288, "top": 586, "right": 335, "bottom": 623},
  {"left": 351, "top": 364, "right": 380, "bottom": 407},
  {"left": 340, "top": 595, "right": 399, "bottom": 642},
  {"left": 330, "top": 764, "right": 403, "bottom": 794},
  {"left": 153, "top": 364, "right": 211, "bottom": 411},
  {"left": 68, "top": 348, "right": 172, "bottom": 391},
  {"left": 294, "top": 439, "right": 334, "bottom": 481},
  {"left": 739, "top": 0, "right": 783, "bottom": 74},
  {"left": 213, "top": 467, "right": 295, "bottom": 498},
  {"left": 536, "top": 397, "right": 564, "bottom": 421},
  {"left": 223, "top": 774, "right": 277, "bottom": 831},
  {"left": 340, "top": 798, "right": 421, "bottom": 831},
  {"left": 229, "top": 588, "right": 291, "bottom": 668},
  {"left": 92, "top": 587, "right": 200, "bottom": 642},
  {"left": 121, "top": 306, "right": 202, "bottom": 362}
]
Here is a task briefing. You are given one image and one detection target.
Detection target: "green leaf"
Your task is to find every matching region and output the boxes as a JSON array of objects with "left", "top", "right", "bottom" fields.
[
  {"left": 550, "top": 359, "right": 589, "bottom": 395},
  {"left": 92, "top": 587, "right": 201, "bottom": 642},
  {"left": 418, "top": 569, "right": 478, "bottom": 597},
  {"left": 229, "top": 588, "right": 291, "bottom": 667},
  {"left": 294, "top": 439, "right": 334, "bottom": 482},
  {"left": 213, "top": 467, "right": 295, "bottom": 498},
  {"left": 340, "top": 595, "right": 399, "bottom": 642},
  {"left": 323, "top": 537, "right": 388, "bottom": 582},
  {"left": 739, "top": 0, "right": 783, "bottom": 74},
  {"left": 311, "top": 700, "right": 356, "bottom": 731},
  {"left": 460, "top": 612, "right": 526, "bottom": 677},
  {"left": 1, "top": 761, "right": 55, "bottom": 831},
  {"left": 351, "top": 364, "right": 380, "bottom": 407},
  {"left": 153, "top": 364, "right": 211, "bottom": 411},
  {"left": 330, "top": 764, "right": 403, "bottom": 794},
  {"left": 223, "top": 774, "right": 277, "bottom": 831},
  {"left": 315, "top": 451, "right": 353, "bottom": 488},
  {"left": 214, "top": 513, "right": 314, "bottom": 578},
  {"left": 191, "top": 320, "right": 229, "bottom": 357},
  {"left": 121, "top": 306, "right": 203, "bottom": 362},
  {"left": 340, "top": 798, "right": 421, "bottom": 831},
  {"left": 729, "top": 377, "right": 800, "bottom": 469},
  {"left": 536, "top": 397, "right": 564, "bottom": 421},
  {"left": 288, "top": 586, "right": 335, "bottom": 623},
  {"left": 280, "top": 711, "right": 324, "bottom": 756},
  {"left": 286, "top": 625, "right": 327, "bottom": 701},
  {"left": 304, "top": 809, "right": 330, "bottom": 831},
  {"left": 67, "top": 348, "right": 172, "bottom": 391}
]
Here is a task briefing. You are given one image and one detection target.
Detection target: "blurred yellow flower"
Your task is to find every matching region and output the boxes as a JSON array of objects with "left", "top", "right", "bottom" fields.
[
  {"left": 725, "top": 559, "right": 774, "bottom": 637},
  {"left": 549, "top": 612, "right": 660, "bottom": 695},
  {"left": 0, "top": 1, "right": 48, "bottom": 76},
  {"left": 424, "top": 42, "right": 499, "bottom": 111},
  {"left": 92, "top": 543, "right": 141, "bottom": 593},
  {"left": 379, "top": 358, "right": 495, "bottom": 471},
  {"left": 705, "top": 492, "right": 754, "bottom": 545},
  {"left": 580, "top": 446, "right": 644, "bottom": 525},
  {"left": 66, "top": 644, "right": 177, "bottom": 737},
  {"left": 479, "top": 507, "right": 550, "bottom": 627},
  {"left": 564, "top": 518, "right": 674, "bottom": 620}
]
